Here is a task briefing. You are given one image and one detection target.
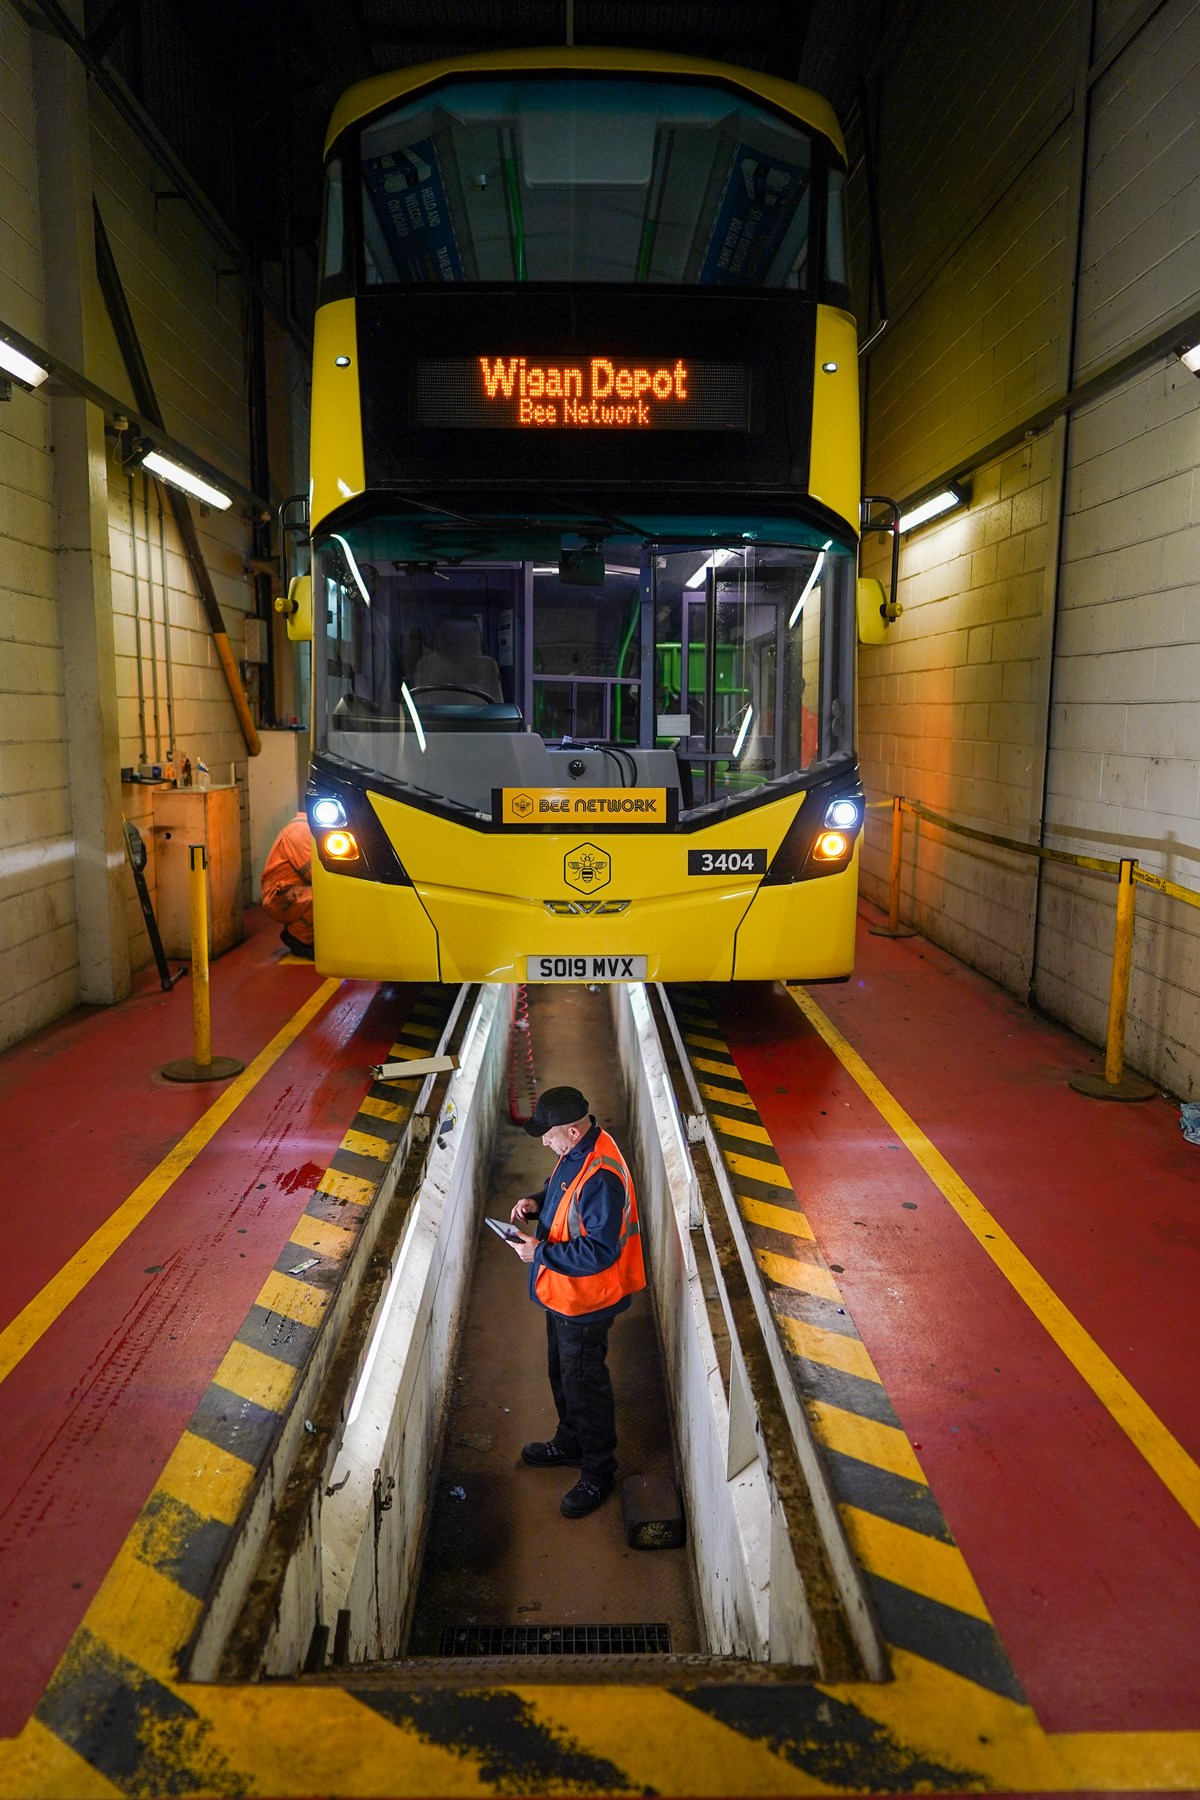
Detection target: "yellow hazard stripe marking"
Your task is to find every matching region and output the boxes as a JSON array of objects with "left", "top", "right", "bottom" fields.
[
  {"left": 843, "top": 1505, "right": 991, "bottom": 1620},
  {"left": 778, "top": 1314, "right": 882, "bottom": 1384},
  {"left": 358, "top": 1093, "right": 406, "bottom": 1122},
  {"left": 523, "top": 1686, "right": 842, "bottom": 1796},
  {"left": 0, "top": 1717, "right": 124, "bottom": 1799},
  {"left": 87, "top": 1552, "right": 203, "bottom": 1679},
  {"left": 739, "top": 1195, "right": 816, "bottom": 1239},
  {"left": 710, "top": 1110, "right": 774, "bottom": 1145},
  {"left": 788, "top": 984, "right": 1200, "bottom": 1533},
  {"left": 682, "top": 1030, "right": 736, "bottom": 1055},
  {"left": 755, "top": 1248, "right": 841, "bottom": 1301},
  {"left": 834, "top": 1647, "right": 1057, "bottom": 1788},
  {"left": 195, "top": 1688, "right": 498, "bottom": 1798},
  {"left": 314, "top": 1167, "right": 375, "bottom": 1206},
  {"left": 157, "top": 1429, "right": 255, "bottom": 1527},
  {"left": 698, "top": 1079, "right": 757, "bottom": 1109},
  {"left": 400, "top": 1021, "right": 439, "bottom": 1039},
  {"left": 339, "top": 1125, "right": 393, "bottom": 1160},
  {"left": 723, "top": 1148, "right": 793, "bottom": 1190},
  {"left": 808, "top": 1399, "right": 927, "bottom": 1485},
  {"left": 0, "top": 977, "right": 341, "bottom": 1390},
  {"left": 1051, "top": 1727, "right": 1200, "bottom": 1788},
  {"left": 214, "top": 1338, "right": 297, "bottom": 1413},
  {"left": 691, "top": 1054, "right": 743, "bottom": 1080},
  {"left": 384, "top": 1040, "right": 438, "bottom": 1061},
  {"left": 682, "top": 1006, "right": 1013, "bottom": 1675},
  {"left": 287, "top": 1211, "right": 357, "bottom": 1259},
  {"left": 256, "top": 1270, "right": 330, "bottom": 1330}
]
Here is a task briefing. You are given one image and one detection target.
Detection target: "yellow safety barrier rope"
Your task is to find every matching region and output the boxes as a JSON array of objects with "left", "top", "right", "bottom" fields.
[{"left": 865, "top": 793, "right": 1200, "bottom": 1100}]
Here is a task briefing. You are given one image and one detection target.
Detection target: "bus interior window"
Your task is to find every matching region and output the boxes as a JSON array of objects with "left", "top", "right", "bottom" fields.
[{"left": 531, "top": 563, "right": 641, "bottom": 745}]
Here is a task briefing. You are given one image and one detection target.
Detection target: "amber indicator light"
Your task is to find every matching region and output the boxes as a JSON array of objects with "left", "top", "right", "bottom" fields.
[{"left": 324, "top": 830, "right": 360, "bottom": 860}]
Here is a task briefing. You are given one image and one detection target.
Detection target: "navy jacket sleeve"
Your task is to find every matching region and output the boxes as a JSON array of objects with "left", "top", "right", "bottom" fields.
[{"left": 534, "top": 1164, "right": 625, "bottom": 1277}]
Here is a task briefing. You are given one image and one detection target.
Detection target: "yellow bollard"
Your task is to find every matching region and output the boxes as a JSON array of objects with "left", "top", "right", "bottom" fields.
[
  {"left": 870, "top": 795, "right": 917, "bottom": 938},
  {"left": 1105, "top": 858, "right": 1137, "bottom": 1086},
  {"left": 189, "top": 845, "right": 212, "bottom": 1068},
  {"left": 161, "top": 843, "right": 244, "bottom": 1083},
  {"left": 1069, "top": 858, "right": 1155, "bottom": 1100}
]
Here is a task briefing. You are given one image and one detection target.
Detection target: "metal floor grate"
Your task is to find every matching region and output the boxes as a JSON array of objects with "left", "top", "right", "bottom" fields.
[{"left": 439, "top": 1623, "right": 672, "bottom": 1656}]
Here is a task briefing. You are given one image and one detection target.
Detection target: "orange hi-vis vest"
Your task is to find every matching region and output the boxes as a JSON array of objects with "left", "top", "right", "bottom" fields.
[{"left": 534, "top": 1129, "right": 646, "bottom": 1317}]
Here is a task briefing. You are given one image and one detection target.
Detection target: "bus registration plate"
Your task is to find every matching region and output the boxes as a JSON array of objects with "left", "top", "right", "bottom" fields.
[{"left": 527, "top": 955, "right": 647, "bottom": 983}]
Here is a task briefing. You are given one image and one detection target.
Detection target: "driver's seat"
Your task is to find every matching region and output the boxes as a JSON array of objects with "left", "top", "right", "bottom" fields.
[{"left": 412, "top": 615, "right": 503, "bottom": 704}]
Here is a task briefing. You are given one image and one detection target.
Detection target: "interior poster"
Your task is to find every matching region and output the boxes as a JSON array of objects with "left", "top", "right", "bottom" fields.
[
  {"left": 362, "top": 137, "right": 464, "bottom": 283},
  {"left": 698, "top": 142, "right": 810, "bottom": 287}
]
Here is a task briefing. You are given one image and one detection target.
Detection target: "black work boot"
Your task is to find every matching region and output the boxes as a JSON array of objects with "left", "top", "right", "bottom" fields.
[
  {"left": 521, "top": 1440, "right": 583, "bottom": 1469},
  {"left": 560, "top": 1475, "right": 614, "bottom": 1518}
]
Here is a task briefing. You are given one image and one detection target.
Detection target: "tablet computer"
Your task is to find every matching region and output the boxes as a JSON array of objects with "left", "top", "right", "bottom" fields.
[{"left": 484, "top": 1216, "right": 523, "bottom": 1244}]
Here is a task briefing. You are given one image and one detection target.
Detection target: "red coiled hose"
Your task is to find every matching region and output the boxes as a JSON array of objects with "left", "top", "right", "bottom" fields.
[{"left": 507, "top": 983, "right": 539, "bottom": 1125}]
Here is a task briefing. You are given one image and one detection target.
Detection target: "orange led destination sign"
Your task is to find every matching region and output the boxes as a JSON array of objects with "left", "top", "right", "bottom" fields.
[
  {"left": 481, "top": 356, "right": 688, "bottom": 426},
  {"left": 497, "top": 787, "right": 672, "bottom": 824},
  {"left": 414, "top": 357, "right": 749, "bottom": 431}
]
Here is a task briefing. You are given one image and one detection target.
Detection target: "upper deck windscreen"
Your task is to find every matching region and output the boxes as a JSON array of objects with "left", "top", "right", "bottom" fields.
[{"left": 346, "top": 77, "right": 817, "bottom": 288}]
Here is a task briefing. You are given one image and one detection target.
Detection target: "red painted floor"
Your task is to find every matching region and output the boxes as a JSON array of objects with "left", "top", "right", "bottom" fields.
[
  {"left": 713, "top": 902, "right": 1200, "bottom": 1736},
  {"left": 0, "top": 911, "right": 405, "bottom": 1735},
  {"left": 3, "top": 899, "right": 1197, "bottom": 1753}
]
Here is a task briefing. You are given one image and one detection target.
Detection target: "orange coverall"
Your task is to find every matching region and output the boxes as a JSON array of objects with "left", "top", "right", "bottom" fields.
[{"left": 260, "top": 812, "right": 313, "bottom": 947}]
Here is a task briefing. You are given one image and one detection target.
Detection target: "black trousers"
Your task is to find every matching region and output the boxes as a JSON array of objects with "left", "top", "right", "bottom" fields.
[{"left": 545, "top": 1309, "right": 617, "bottom": 1483}]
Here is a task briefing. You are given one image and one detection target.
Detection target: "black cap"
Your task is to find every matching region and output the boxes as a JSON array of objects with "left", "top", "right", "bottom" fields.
[{"left": 524, "top": 1085, "right": 590, "bottom": 1137}]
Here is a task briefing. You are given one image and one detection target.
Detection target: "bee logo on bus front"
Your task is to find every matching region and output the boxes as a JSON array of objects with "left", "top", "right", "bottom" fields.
[{"left": 564, "top": 845, "right": 611, "bottom": 894}]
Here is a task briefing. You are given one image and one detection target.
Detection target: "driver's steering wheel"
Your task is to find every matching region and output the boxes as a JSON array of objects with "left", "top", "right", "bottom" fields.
[{"left": 407, "top": 684, "right": 498, "bottom": 705}]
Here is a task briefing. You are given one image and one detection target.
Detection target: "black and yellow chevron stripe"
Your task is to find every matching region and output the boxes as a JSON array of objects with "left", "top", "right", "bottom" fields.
[
  {"left": 667, "top": 984, "right": 1024, "bottom": 1703},
  {"left": 31, "top": 985, "right": 458, "bottom": 1783}
]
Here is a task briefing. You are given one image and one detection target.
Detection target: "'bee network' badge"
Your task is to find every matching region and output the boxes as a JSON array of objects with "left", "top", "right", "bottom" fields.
[{"left": 564, "top": 844, "right": 611, "bottom": 894}]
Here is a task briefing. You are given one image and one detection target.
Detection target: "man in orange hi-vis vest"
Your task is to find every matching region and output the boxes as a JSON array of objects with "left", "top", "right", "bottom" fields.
[{"left": 507, "top": 1085, "right": 645, "bottom": 1518}]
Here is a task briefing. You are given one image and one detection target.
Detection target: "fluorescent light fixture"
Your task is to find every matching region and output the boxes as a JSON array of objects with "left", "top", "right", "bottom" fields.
[
  {"left": 1179, "top": 343, "right": 1200, "bottom": 375},
  {"left": 140, "top": 449, "right": 233, "bottom": 510},
  {"left": 788, "top": 541, "right": 831, "bottom": 627},
  {"left": 686, "top": 547, "right": 738, "bottom": 588},
  {"left": 731, "top": 704, "right": 754, "bottom": 760},
  {"left": 898, "top": 484, "right": 967, "bottom": 533},
  {"left": 0, "top": 338, "right": 49, "bottom": 391},
  {"left": 401, "top": 682, "right": 427, "bottom": 752},
  {"left": 330, "top": 532, "right": 372, "bottom": 605}
]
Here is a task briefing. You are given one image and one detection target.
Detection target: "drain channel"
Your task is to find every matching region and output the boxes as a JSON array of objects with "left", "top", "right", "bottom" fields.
[{"left": 439, "top": 1624, "right": 672, "bottom": 1657}]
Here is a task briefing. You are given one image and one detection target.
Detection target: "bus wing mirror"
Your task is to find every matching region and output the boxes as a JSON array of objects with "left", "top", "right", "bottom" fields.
[
  {"left": 276, "top": 573, "right": 313, "bottom": 642},
  {"left": 856, "top": 575, "right": 899, "bottom": 645}
]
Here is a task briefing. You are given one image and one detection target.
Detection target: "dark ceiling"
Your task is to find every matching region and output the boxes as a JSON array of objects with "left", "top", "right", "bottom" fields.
[{"left": 76, "top": 0, "right": 890, "bottom": 292}]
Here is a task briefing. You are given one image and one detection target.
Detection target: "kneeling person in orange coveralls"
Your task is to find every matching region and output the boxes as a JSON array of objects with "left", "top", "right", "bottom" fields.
[{"left": 261, "top": 812, "right": 314, "bottom": 958}]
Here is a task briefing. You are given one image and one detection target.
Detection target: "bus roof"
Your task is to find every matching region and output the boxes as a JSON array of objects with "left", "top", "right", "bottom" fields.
[{"left": 324, "top": 45, "right": 846, "bottom": 163}]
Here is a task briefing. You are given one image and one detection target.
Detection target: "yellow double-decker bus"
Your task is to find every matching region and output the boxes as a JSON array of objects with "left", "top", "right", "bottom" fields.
[{"left": 284, "top": 47, "right": 890, "bottom": 984}]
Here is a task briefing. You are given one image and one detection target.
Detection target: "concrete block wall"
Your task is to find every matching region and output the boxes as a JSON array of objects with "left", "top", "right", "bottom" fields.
[
  {"left": 858, "top": 433, "right": 1057, "bottom": 996},
  {"left": 91, "top": 85, "right": 257, "bottom": 966},
  {"left": 0, "top": 0, "right": 272, "bottom": 1047},
  {"left": 854, "top": 0, "right": 1200, "bottom": 1094},
  {"left": 0, "top": 11, "right": 77, "bottom": 1045}
]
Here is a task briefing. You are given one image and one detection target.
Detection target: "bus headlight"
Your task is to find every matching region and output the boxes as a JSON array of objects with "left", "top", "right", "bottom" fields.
[
  {"left": 308, "top": 770, "right": 412, "bottom": 885},
  {"left": 761, "top": 780, "right": 864, "bottom": 885}
]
